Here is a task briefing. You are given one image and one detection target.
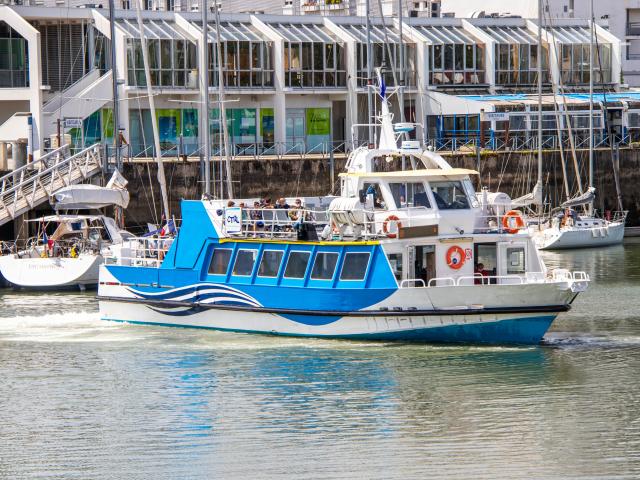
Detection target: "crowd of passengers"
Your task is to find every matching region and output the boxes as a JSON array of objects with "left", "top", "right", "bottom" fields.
[{"left": 226, "top": 197, "right": 313, "bottom": 237}]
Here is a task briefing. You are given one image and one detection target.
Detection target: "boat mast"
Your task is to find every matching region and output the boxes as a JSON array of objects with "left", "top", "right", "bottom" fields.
[
  {"left": 108, "top": 0, "right": 120, "bottom": 172},
  {"left": 365, "top": 0, "right": 374, "bottom": 145},
  {"left": 134, "top": 0, "right": 171, "bottom": 221},
  {"left": 588, "top": 0, "right": 594, "bottom": 215},
  {"left": 536, "top": 0, "right": 543, "bottom": 217},
  {"left": 214, "top": 3, "right": 234, "bottom": 199},
  {"left": 202, "top": 0, "right": 212, "bottom": 196}
]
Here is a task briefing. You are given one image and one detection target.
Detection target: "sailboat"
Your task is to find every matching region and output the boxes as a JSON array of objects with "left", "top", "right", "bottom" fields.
[
  {"left": 517, "top": 1, "right": 626, "bottom": 250},
  {"left": 0, "top": 171, "right": 131, "bottom": 290}
]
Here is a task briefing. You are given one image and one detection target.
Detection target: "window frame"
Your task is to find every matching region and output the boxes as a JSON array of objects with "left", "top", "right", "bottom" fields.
[
  {"left": 231, "top": 248, "right": 258, "bottom": 277},
  {"left": 283, "top": 250, "right": 311, "bottom": 279},
  {"left": 257, "top": 249, "right": 284, "bottom": 278},
  {"left": 339, "top": 252, "right": 371, "bottom": 281},
  {"left": 208, "top": 247, "right": 233, "bottom": 276},
  {"left": 310, "top": 251, "right": 339, "bottom": 281}
]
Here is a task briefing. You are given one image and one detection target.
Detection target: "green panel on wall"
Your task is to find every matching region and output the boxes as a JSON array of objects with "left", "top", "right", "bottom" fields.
[{"left": 306, "top": 108, "right": 330, "bottom": 136}]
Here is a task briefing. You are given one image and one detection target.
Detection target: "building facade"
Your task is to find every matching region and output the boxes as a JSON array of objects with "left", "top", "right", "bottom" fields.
[
  {"left": 0, "top": 5, "right": 625, "bottom": 161},
  {"left": 441, "top": 0, "right": 640, "bottom": 87}
]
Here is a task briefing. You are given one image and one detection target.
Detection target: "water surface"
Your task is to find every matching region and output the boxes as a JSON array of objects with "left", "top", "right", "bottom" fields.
[{"left": 0, "top": 244, "right": 639, "bottom": 479}]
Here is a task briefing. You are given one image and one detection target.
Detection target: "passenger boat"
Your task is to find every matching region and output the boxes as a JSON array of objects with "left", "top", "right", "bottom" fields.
[{"left": 98, "top": 78, "right": 590, "bottom": 345}]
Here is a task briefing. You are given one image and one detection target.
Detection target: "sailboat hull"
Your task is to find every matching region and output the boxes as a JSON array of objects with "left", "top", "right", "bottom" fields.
[
  {"left": 534, "top": 221, "right": 625, "bottom": 250},
  {"left": 0, "top": 253, "right": 103, "bottom": 289}
]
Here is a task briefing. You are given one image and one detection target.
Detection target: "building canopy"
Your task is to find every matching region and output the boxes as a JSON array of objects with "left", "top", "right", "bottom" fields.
[
  {"left": 412, "top": 25, "right": 479, "bottom": 45},
  {"left": 269, "top": 22, "right": 339, "bottom": 44},
  {"left": 117, "top": 18, "right": 191, "bottom": 40},
  {"left": 480, "top": 26, "right": 538, "bottom": 44}
]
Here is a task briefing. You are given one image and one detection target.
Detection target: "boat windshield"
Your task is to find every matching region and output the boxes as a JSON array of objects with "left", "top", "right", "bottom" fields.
[
  {"left": 389, "top": 182, "right": 431, "bottom": 209},
  {"left": 429, "top": 180, "right": 470, "bottom": 210}
]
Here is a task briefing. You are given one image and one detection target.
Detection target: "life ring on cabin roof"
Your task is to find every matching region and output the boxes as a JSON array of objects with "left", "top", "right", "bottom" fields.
[
  {"left": 382, "top": 215, "right": 402, "bottom": 238},
  {"left": 502, "top": 210, "right": 526, "bottom": 234},
  {"left": 446, "top": 245, "right": 466, "bottom": 270}
]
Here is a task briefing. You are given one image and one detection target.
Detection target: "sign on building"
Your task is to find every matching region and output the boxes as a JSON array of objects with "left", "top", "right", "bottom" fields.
[
  {"left": 64, "top": 118, "right": 83, "bottom": 129},
  {"left": 481, "top": 112, "right": 510, "bottom": 122}
]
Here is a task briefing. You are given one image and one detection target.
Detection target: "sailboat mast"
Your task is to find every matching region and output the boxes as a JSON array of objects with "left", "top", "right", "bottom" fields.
[
  {"left": 365, "top": 0, "right": 374, "bottom": 145},
  {"left": 214, "top": 3, "right": 234, "bottom": 199},
  {"left": 135, "top": 0, "right": 170, "bottom": 221},
  {"left": 108, "top": 0, "right": 120, "bottom": 171},
  {"left": 588, "top": 0, "right": 594, "bottom": 215},
  {"left": 202, "top": 0, "right": 211, "bottom": 196},
  {"left": 536, "top": 0, "right": 543, "bottom": 216}
]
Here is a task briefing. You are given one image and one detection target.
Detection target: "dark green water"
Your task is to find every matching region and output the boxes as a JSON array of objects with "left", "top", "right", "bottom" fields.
[{"left": 0, "top": 243, "right": 639, "bottom": 479}]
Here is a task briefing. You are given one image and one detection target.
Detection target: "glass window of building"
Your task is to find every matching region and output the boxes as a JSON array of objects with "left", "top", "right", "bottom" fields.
[
  {"left": 207, "top": 22, "right": 274, "bottom": 89},
  {"left": 121, "top": 19, "right": 197, "bottom": 89},
  {"left": 482, "top": 26, "right": 549, "bottom": 86},
  {"left": 0, "top": 23, "right": 28, "bottom": 88},
  {"left": 429, "top": 181, "right": 470, "bottom": 210},
  {"left": 415, "top": 25, "right": 485, "bottom": 86},
  {"left": 552, "top": 26, "right": 612, "bottom": 85},
  {"left": 274, "top": 22, "right": 346, "bottom": 88},
  {"left": 340, "top": 23, "right": 415, "bottom": 88}
]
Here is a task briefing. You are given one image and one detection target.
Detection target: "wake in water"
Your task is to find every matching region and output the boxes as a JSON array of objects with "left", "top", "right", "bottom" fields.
[{"left": 543, "top": 332, "right": 640, "bottom": 349}]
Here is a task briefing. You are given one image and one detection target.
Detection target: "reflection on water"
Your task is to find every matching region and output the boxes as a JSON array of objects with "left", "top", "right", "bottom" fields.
[{"left": 0, "top": 244, "right": 639, "bottom": 478}]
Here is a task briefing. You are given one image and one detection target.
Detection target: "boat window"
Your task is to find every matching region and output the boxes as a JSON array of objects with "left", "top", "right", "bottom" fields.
[
  {"left": 429, "top": 181, "right": 470, "bottom": 210},
  {"left": 462, "top": 179, "right": 480, "bottom": 208},
  {"left": 387, "top": 253, "right": 403, "bottom": 281},
  {"left": 388, "top": 182, "right": 431, "bottom": 209},
  {"left": 310, "top": 252, "right": 339, "bottom": 280},
  {"left": 340, "top": 252, "right": 370, "bottom": 280},
  {"left": 361, "top": 182, "right": 387, "bottom": 210},
  {"left": 232, "top": 249, "right": 258, "bottom": 276},
  {"left": 258, "top": 250, "right": 283, "bottom": 277},
  {"left": 284, "top": 251, "right": 310, "bottom": 279},
  {"left": 506, "top": 247, "right": 526, "bottom": 275},
  {"left": 208, "top": 248, "right": 233, "bottom": 275},
  {"left": 475, "top": 243, "right": 497, "bottom": 282}
]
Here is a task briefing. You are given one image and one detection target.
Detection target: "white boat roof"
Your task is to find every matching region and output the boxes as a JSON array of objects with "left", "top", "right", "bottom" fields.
[
  {"left": 338, "top": 168, "right": 479, "bottom": 179},
  {"left": 26, "top": 214, "right": 106, "bottom": 223}
]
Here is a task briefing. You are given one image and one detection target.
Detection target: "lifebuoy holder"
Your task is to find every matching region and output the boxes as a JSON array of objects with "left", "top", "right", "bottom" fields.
[
  {"left": 502, "top": 210, "right": 525, "bottom": 234},
  {"left": 446, "top": 245, "right": 466, "bottom": 270},
  {"left": 382, "top": 215, "right": 402, "bottom": 238}
]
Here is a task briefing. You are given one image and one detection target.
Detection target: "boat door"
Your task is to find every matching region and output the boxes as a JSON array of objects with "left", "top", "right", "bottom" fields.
[
  {"left": 497, "top": 241, "right": 527, "bottom": 283},
  {"left": 407, "top": 245, "right": 436, "bottom": 286}
]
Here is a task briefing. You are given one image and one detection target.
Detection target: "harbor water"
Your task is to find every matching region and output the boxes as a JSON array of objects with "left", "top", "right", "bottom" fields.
[{"left": 0, "top": 245, "right": 639, "bottom": 479}]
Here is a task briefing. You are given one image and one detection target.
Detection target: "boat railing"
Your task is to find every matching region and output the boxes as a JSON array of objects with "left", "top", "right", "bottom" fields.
[
  {"left": 0, "top": 237, "right": 101, "bottom": 258},
  {"left": 104, "top": 236, "right": 173, "bottom": 268},
  {"left": 400, "top": 272, "right": 556, "bottom": 288}
]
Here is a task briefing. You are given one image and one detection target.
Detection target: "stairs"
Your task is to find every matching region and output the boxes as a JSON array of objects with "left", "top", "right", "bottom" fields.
[
  {"left": 0, "top": 143, "right": 104, "bottom": 226},
  {"left": 42, "top": 70, "right": 113, "bottom": 138}
]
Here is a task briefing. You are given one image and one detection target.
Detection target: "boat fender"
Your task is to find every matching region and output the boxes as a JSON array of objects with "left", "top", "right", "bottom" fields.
[
  {"left": 502, "top": 210, "right": 525, "bottom": 234},
  {"left": 446, "top": 245, "right": 465, "bottom": 270},
  {"left": 383, "top": 215, "right": 402, "bottom": 238}
]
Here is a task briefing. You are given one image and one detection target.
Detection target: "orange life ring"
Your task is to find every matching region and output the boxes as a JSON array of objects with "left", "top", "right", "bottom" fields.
[
  {"left": 382, "top": 215, "right": 402, "bottom": 238},
  {"left": 446, "top": 245, "right": 466, "bottom": 270},
  {"left": 502, "top": 210, "right": 525, "bottom": 234}
]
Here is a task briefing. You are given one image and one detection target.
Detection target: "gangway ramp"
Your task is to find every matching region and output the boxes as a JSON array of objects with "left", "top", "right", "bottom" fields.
[{"left": 0, "top": 144, "right": 104, "bottom": 226}]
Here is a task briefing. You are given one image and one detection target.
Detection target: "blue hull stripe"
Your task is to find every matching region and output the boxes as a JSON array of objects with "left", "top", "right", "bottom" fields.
[{"left": 101, "top": 315, "right": 556, "bottom": 345}]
